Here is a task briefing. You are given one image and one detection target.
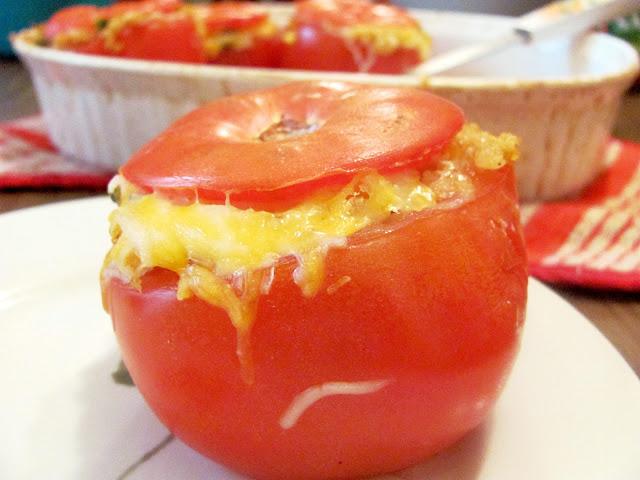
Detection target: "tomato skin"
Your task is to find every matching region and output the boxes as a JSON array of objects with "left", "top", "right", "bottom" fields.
[
  {"left": 43, "top": 5, "right": 100, "bottom": 40},
  {"left": 103, "top": 0, "right": 202, "bottom": 63},
  {"left": 42, "top": 5, "right": 110, "bottom": 54},
  {"left": 115, "top": 16, "right": 206, "bottom": 63},
  {"left": 106, "top": 165, "right": 527, "bottom": 479},
  {"left": 207, "top": 37, "right": 280, "bottom": 68},
  {"left": 279, "top": 23, "right": 422, "bottom": 73}
]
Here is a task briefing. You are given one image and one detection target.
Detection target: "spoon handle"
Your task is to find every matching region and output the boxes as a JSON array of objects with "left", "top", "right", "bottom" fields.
[
  {"left": 519, "top": 0, "right": 640, "bottom": 39},
  {"left": 413, "top": 0, "right": 640, "bottom": 76}
]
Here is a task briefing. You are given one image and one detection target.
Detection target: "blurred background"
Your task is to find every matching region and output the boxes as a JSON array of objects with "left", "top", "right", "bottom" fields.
[
  {"left": 398, "top": 0, "right": 547, "bottom": 15},
  {"left": 2, "top": 1, "right": 638, "bottom": 55},
  {"left": 0, "top": 1, "right": 111, "bottom": 55}
]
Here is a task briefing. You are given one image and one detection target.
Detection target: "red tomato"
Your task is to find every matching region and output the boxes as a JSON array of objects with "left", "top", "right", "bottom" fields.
[
  {"left": 122, "top": 82, "right": 463, "bottom": 210},
  {"left": 100, "top": 0, "right": 205, "bottom": 63},
  {"left": 104, "top": 82, "right": 527, "bottom": 479},
  {"left": 43, "top": 5, "right": 100, "bottom": 40},
  {"left": 197, "top": 2, "right": 279, "bottom": 68},
  {"left": 42, "top": 5, "right": 109, "bottom": 54},
  {"left": 208, "top": 37, "right": 279, "bottom": 67},
  {"left": 103, "top": 0, "right": 183, "bottom": 18},
  {"left": 279, "top": 0, "right": 427, "bottom": 73},
  {"left": 114, "top": 14, "right": 206, "bottom": 63}
]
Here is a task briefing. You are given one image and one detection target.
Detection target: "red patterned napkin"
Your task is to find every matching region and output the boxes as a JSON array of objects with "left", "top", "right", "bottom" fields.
[
  {"left": 0, "top": 116, "right": 113, "bottom": 189},
  {"left": 523, "top": 140, "right": 640, "bottom": 291},
  {"left": 1, "top": 116, "right": 639, "bottom": 290}
]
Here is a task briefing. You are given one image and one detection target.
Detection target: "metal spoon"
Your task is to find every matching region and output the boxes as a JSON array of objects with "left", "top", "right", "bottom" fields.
[{"left": 413, "top": 0, "right": 640, "bottom": 76}]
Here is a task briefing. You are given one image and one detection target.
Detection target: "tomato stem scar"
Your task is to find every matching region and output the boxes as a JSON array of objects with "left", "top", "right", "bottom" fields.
[{"left": 258, "top": 117, "right": 319, "bottom": 142}]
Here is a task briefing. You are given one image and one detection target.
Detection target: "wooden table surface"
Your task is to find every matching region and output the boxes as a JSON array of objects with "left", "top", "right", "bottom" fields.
[{"left": 1, "top": 58, "right": 639, "bottom": 377}]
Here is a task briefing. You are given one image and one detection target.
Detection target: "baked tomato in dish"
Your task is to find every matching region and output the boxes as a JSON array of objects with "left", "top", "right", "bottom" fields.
[
  {"left": 43, "top": 5, "right": 99, "bottom": 40},
  {"left": 122, "top": 81, "right": 465, "bottom": 210},
  {"left": 41, "top": 5, "right": 107, "bottom": 54},
  {"left": 279, "top": 0, "right": 431, "bottom": 73},
  {"left": 102, "top": 82, "right": 527, "bottom": 480},
  {"left": 31, "top": 0, "right": 279, "bottom": 66},
  {"left": 100, "top": 0, "right": 206, "bottom": 63},
  {"left": 194, "top": 2, "right": 280, "bottom": 67},
  {"left": 37, "top": 0, "right": 202, "bottom": 61},
  {"left": 108, "top": 14, "right": 206, "bottom": 63}
]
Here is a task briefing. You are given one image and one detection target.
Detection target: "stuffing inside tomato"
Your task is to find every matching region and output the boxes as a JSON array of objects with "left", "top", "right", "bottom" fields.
[
  {"left": 194, "top": 2, "right": 279, "bottom": 67},
  {"left": 102, "top": 82, "right": 526, "bottom": 480},
  {"left": 279, "top": 0, "right": 431, "bottom": 73}
]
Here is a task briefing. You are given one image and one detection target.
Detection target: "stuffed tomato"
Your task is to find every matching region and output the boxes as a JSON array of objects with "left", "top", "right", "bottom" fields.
[
  {"left": 31, "top": 0, "right": 279, "bottom": 66},
  {"left": 101, "top": 82, "right": 527, "bottom": 480},
  {"left": 279, "top": 0, "right": 431, "bottom": 73}
]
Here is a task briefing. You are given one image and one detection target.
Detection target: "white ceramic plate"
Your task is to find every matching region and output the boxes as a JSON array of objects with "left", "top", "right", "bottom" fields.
[{"left": 2, "top": 198, "right": 639, "bottom": 480}]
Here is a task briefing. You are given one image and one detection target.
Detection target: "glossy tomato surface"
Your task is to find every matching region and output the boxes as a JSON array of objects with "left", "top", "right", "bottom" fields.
[
  {"left": 115, "top": 15, "right": 206, "bottom": 63},
  {"left": 43, "top": 5, "right": 108, "bottom": 54},
  {"left": 106, "top": 164, "right": 527, "bottom": 479},
  {"left": 279, "top": 0, "right": 425, "bottom": 73},
  {"left": 208, "top": 37, "right": 279, "bottom": 68},
  {"left": 102, "top": 0, "right": 203, "bottom": 63},
  {"left": 43, "top": 5, "right": 99, "bottom": 40}
]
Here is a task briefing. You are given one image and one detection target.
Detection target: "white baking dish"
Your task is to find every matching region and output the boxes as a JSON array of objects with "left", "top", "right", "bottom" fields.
[{"left": 12, "top": 7, "right": 639, "bottom": 201}]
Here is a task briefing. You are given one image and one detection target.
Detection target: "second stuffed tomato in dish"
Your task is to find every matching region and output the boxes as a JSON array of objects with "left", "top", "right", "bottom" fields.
[
  {"left": 101, "top": 82, "right": 527, "bottom": 480},
  {"left": 35, "top": 0, "right": 279, "bottom": 66},
  {"left": 280, "top": 0, "right": 431, "bottom": 73}
]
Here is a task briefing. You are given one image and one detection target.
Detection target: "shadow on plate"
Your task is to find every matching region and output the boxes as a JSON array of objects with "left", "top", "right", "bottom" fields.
[{"left": 383, "top": 422, "right": 490, "bottom": 480}]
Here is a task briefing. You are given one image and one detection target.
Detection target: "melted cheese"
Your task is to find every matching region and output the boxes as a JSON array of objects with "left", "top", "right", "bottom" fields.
[
  {"left": 51, "top": 29, "right": 94, "bottom": 49},
  {"left": 447, "top": 123, "right": 519, "bottom": 170},
  {"left": 202, "top": 20, "right": 277, "bottom": 58},
  {"left": 102, "top": 11, "right": 169, "bottom": 52},
  {"left": 101, "top": 125, "right": 518, "bottom": 381},
  {"left": 343, "top": 24, "right": 431, "bottom": 59},
  {"left": 104, "top": 169, "right": 440, "bottom": 290}
]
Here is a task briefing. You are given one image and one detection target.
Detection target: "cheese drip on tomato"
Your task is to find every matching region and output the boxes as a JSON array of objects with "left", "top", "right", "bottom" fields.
[
  {"left": 283, "top": 22, "right": 431, "bottom": 72},
  {"left": 101, "top": 124, "right": 518, "bottom": 381}
]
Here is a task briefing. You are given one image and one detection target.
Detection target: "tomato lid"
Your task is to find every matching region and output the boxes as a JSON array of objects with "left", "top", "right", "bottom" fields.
[
  {"left": 121, "top": 82, "right": 463, "bottom": 209},
  {"left": 102, "top": 0, "right": 183, "bottom": 18},
  {"left": 202, "top": 2, "right": 269, "bottom": 32},
  {"left": 295, "top": 0, "right": 419, "bottom": 28},
  {"left": 44, "top": 6, "right": 101, "bottom": 40}
]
